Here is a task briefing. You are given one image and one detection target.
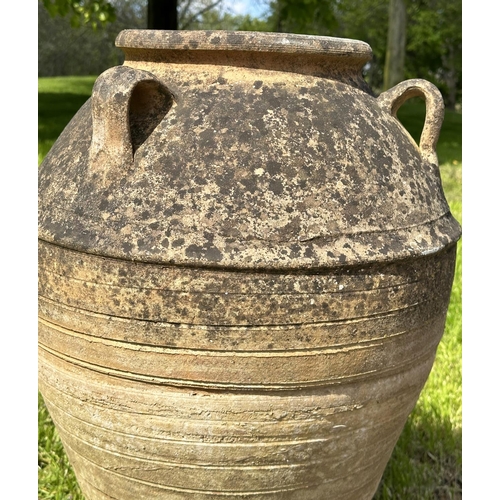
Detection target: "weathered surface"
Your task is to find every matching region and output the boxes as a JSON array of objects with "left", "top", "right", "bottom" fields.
[
  {"left": 38, "top": 30, "right": 461, "bottom": 500},
  {"left": 38, "top": 30, "right": 460, "bottom": 269}
]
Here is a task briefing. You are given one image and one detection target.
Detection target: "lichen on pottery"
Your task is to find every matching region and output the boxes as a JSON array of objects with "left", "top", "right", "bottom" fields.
[{"left": 38, "top": 30, "right": 461, "bottom": 500}]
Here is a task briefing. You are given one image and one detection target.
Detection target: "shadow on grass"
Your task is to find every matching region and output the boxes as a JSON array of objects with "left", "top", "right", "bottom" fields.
[
  {"left": 396, "top": 98, "right": 462, "bottom": 165},
  {"left": 38, "top": 92, "right": 90, "bottom": 161},
  {"left": 375, "top": 408, "right": 462, "bottom": 499}
]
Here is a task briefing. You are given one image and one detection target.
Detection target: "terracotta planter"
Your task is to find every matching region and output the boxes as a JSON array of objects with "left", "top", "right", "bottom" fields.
[{"left": 38, "top": 30, "right": 461, "bottom": 499}]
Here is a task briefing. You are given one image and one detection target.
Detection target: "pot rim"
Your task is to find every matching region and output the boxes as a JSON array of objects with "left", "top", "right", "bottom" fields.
[{"left": 115, "top": 29, "right": 372, "bottom": 61}]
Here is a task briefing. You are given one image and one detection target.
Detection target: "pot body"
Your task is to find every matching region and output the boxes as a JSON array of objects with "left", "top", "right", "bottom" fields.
[{"left": 38, "top": 30, "right": 461, "bottom": 499}]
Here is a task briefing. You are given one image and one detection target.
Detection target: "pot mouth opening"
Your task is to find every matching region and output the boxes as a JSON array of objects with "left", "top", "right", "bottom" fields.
[{"left": 115, "top": 29, "right": 372, "bottom": 62}]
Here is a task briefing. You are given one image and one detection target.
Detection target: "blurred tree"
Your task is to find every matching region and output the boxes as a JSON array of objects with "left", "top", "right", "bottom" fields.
[
  {"left": 406, "top": 0, "right": 461, "bottom": 108},
  {"left": 264, "top": 0, "right": 461, "bottom": 107},
  {"left": 42, "top": 0, "right": 116, "bottom": 29},
  {"left": 383, "top": 0, "right": 406, "bottom": 90},
  {"left": 39, "top": 0, "right": 460, "bottom": 107},
  {"left": 38, "top": 0, "right": 147, "bottom": 76},
  {"left": 186, "top": 8, "right": 271, "bottom": 31},
  {"left": 334, "top": 0, "right": 389, "bottom": 92},
  {"left": 38, "top": 0, "right": 270, "bottom": 76},
  {"left": 178, "top": 0, "right": 227, "bottom": 29},
  {"left": 268, "top": 0, "right": 337, "bottom": 35},
  {"left": 41, "top": 0, "right": 234, "bottom": 31}
]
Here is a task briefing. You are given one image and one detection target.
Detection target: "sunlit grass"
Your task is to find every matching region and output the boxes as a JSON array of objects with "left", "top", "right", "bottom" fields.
[{"left": 38, "top": 394, "right": 84, "bottom": 499}]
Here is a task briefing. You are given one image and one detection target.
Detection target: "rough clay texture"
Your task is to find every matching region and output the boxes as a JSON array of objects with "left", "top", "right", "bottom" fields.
[
  {"left": 38, "top": 30, "right": 460, "bottom": 269},
  {"left": 38, "top": 30, "right": 461, "bottom": 500}
]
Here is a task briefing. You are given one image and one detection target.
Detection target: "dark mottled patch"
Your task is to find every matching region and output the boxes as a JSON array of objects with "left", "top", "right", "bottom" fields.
[
  {"left": 260, "top": 86, "right": 282, "bottom": 110},
  {"left": 266, "top": 159, "right": 281, "bottom": 176},
  {"left": 122, "top": 242, "right": 133, "bottom": 253},
  {"left": 238, "top": 130, "right": 254, "bottom": 143},
  {"left": 269, "top": 178, "right": 283, "bottom": 195},
  {"left": 226, "top": 32, "right": 244, "bottom": 47},
  {"left": 304, "top": 246, "right": 314, "bottom": 258},
  {"left": 199, "top": 127, "right": 217, "bottom": 146},
  {"left": 253, "top": 118, "right": 268, "bottom": 135},
  {"left": 172, "top": 238, "right": 185, "bottom": 248},
  {"left": 193, "top": 175, "right": 208, "bottom": 186},
  {"left": 205, "top": 245, "right": 223, "bottom": 261},
  {"left": 184, "top": 245, "right": 204, "bottom": 259},
  {"left": 240, "top": 177, "right": 258, "bottom": 194},
  {"left": 185, "top": 243, "right": 223, "bottom": 262},
  {"left": 289, "top": 244, "right": 302, "bottom": 259}
]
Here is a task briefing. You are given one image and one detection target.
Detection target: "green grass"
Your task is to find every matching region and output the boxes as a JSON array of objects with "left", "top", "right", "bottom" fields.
[
  {"left": 38, "top": 76, "right": 462, "bottom": 499},
  {"left": 38, "top": 393, "right": 84, "bottom": 500},
  {"left": 38, "top": 76, "right": 96, "bottom": 164}
]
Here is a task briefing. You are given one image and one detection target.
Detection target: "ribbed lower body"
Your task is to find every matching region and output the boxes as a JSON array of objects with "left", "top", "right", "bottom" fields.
[{"left": 38, "top": 240, "right": 456, "bottom": 499}]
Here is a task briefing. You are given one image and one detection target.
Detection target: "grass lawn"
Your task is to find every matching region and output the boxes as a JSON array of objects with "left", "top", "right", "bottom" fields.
[{"left": 38, "top": 76, "right": 462, "bottom": 500}]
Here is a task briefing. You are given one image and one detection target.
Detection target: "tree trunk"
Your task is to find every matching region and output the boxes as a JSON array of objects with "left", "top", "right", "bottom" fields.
[
  {"left": 443, "top": 46, "right": 458, "bottom": 110},
  {"left": 148, "top": 0, "right": 178, "bottom": 30},
  {"left": 383, "top": 0, "right": 406, "bottom": 90}
]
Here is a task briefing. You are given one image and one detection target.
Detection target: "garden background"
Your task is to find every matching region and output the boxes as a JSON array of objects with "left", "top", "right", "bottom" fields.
[{"left": 36, "top": 1, "right": 465, "bottom": 498}]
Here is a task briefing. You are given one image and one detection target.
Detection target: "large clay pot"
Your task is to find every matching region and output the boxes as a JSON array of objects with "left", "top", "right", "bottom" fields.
[{"left": 38, "top": 30, "right": 461, "bottom": 500}]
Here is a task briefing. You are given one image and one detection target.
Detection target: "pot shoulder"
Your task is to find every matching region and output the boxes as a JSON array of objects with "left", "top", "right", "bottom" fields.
[{"left": 38, "top": 70, "right": 460, "bottom": 269}]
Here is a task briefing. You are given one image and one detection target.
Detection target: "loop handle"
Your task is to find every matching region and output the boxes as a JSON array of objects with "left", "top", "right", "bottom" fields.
[
  {"left": 89, "top": 66, "right": 173, "bottom": 181},
  {"left": 377, "top": 79, "right": 444, "bottom": 165}
]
